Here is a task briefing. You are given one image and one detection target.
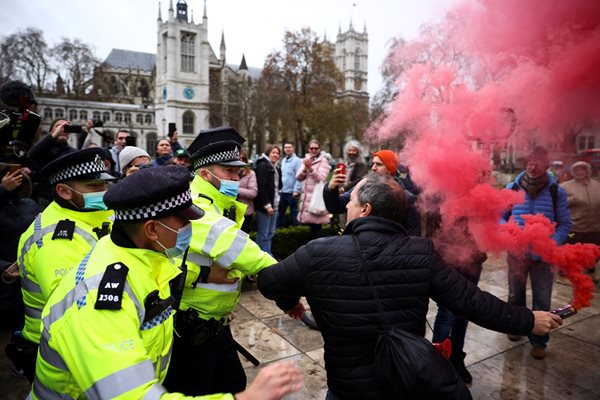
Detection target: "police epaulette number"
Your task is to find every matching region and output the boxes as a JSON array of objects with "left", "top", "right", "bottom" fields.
[
  {"left": 52, "top": 219, "right": 75, "bottom": 240},
  {"left": 95, "top": 263, "right": 129, "bottom": 310}
]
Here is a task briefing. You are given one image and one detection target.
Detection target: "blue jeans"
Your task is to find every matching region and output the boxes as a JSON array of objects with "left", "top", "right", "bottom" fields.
[
  {"left": 433, "top": 263, "right": 483, "bottom": 355},
  {"left": 255, "top": 211, "right": 277, "bottom": 255},
  {"left": 507, "top": 253, "right": 555, "bottom": 347},
  {"left": 277, "top": 192, "right": 299, "bottom": 228}
]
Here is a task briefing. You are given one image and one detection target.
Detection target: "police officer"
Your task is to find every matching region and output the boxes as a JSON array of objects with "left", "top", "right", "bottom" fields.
[
  {"left": 164, "top": 127, "right": 279, "bottom": 395},
  {"left": 11, "top": 148, "right": 114, "bottom": 381},
  {"left": 31, "top": 165, "right": 303, "bottom": 399}
]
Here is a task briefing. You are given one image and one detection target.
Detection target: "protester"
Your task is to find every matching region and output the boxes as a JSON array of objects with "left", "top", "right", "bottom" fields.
[
  {"left": 173, "top": 148, "right": 191, "bottom": 168},
  {"left": 277, "top": 141, "right": 302, "bottom": 228},
  {"left": 168, "top": 128, "right": 183, "bottom": 154},
  {"left": 164, "top": 127, "right": 278, "bottom": 395},
  {"left": 118, "top": 146, "right": 152, "bottom": 177},
  {"left": 341, "top": 140, "right": 368, "bottom": 192},
  {"left": 258, "top": 173, "right": 563, "bottom": 400},
  {"left": 30, "top": 165, "right": 303, "bottom": 400},
  {"left": 238, "top": 151, "right": 258, "bottom": 233},
  {"left": 296, "top": 139, "right": 331, "bottom": 239},
  {"left": 153, "top": 138, "right": 173, "bottom": 166},
  {"left": 254, "top": 144, "right": 281, "bottom": 254},
  {"left": 324, "top": 149, "right": 421, "bottom": 236},
  {"left": 109, "top": 129, "right": 130, "bottom": 173},
  {"left": 501, "top": 146, "right": 572, "bottom": 360},
  {"left": 10, "top": 149, "right": 114, "bottom": 381},
  {"left": 0, "top": 164, "right": 39, "bottom": 331},
  {"left": 560, "top": 161, "right": 600, "bottom": 282}
]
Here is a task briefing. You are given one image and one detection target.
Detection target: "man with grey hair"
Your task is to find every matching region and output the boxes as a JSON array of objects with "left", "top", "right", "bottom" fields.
[
  {"left": 258, "top": 173, "right": 563, "bottom": 400},
  {"left": 342, "top": 140, "right": 368, "bottom": 192},
  {"left": 560, "top": 160, "right": 600, "bottom": 282}
]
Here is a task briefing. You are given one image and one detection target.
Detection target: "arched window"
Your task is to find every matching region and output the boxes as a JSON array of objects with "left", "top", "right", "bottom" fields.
[
  {"left": 80, "top": 110, "right": 88, "bottom": 121},
  {"left": 43, "top": 108, "right": 53, "bottom": 119},
  {"left": 146, "top": 132, "right": 158, "bottom": 158},
  {"left": 54, "top": 109, "right": 64, "bottom": 118},
  {"left": 102, "top": 112, "right": 110, "bottom": 122},
  {"left": 69, "top": 110, "right": 77, "bottom": 121},
  {"left": 182, "top": 110, "right": 195, "bottom": 134},
  {"left": 136, "top": 114, "right": 143, "bottom": 124},
  {"left": 355, "top": 48, "right": 361, "bottom": 71},
  {"left": 124, "top": 113, "right": 131, "bottom": 123},
  {"left": 181, "top": 32, "right": 196, "bottom": 73},
  {"left": 144, "top": 114, "right": 152, "bottom": 125},
  {"left": 92, "top": 111, "right": 100, "bottom": 121},
  {"left": 115, "top": 113, "right": 123, "bottom": 123}
]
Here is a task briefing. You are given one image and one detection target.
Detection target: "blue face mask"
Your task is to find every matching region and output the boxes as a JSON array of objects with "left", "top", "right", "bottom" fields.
[
  {"left": 66, "top": 186, "right": 108, "bottom": 211},
  {"left": 206, "top": 170, "right": 240, "bottom": 197},
  {"left": 155, "top": 221, "right": 193, "bottom": 260}
]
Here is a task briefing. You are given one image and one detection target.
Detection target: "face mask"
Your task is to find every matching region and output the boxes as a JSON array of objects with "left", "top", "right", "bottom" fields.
[
  {"left": 155, "top": 221, "right": 193, "bottom": 260},
  {"left": 66, "top": 186, "right": 108, "bottom": 211},
  {"left": 205, "top": 170, "right": 240, "bottom": 197}
]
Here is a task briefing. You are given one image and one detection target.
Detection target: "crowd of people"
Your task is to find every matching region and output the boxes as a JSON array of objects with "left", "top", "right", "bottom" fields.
[{"left": 0, "top": 80, "right": 598, "bottom": 399}]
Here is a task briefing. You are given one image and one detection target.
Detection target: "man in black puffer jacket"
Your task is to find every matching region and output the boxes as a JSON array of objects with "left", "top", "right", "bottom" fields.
[{"left": 258, "top": 173, "right": 563, "bottom": 400}]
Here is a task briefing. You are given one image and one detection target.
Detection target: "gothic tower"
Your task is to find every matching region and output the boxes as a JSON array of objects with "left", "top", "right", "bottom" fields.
[
  {"left": 155, "top": 0, "right": 210, "bottom": 145},
  {"left": 334, "top": 20, "right": 369, "bottom": 102}
]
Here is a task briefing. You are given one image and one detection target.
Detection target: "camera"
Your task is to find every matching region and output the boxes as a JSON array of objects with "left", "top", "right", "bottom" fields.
[
  {"left": 63, "top": 125, "right": 83, "bottom": 134},
  {"left": 92, "top": 117, "right": 103, "bottom": 128}
]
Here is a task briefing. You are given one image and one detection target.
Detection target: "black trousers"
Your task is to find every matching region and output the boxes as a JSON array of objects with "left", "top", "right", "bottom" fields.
[{"left": 163, "top": 325, "right": 247, "bottom": 395}]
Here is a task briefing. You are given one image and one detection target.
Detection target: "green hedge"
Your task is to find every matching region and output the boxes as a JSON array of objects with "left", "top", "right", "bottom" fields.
[{"left": 250, "top": 224, "right": 341, "bottom": 260}]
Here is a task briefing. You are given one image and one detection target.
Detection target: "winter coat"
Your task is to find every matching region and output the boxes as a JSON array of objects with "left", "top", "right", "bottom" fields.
[
  {"left": 238, "top": 169, "right": 258, "bottom": 216},
  {"left": 254, "top": 155, "right": 279, "bottom": 214},
  {"left": 503, "top": 171, "right": 572, "bottom": 246},
  {"left": 258, "top": 216, "right": 534, "bottom": 400},
  {"left": 560, "top": 178, "right": 600, "bottom": 233},
  {"left": 296, "top": 152, "right": 331, "bottom": 224}
]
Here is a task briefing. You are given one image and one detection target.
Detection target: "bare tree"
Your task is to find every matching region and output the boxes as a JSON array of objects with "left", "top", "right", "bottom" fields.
[{"left": 52, "top": 38, "right": 99, "bottom": 97}]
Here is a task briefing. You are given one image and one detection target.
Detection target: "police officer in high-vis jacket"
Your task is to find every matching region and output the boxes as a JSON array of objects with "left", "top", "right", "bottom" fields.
[
  {"left": 31, "top": 165, "right": 303, "bottom": 400},
  {"left": 164, "top": 127, "right": 278, "bottom": 395},
  {"left": 11, "top": 148, "right": 114, "bottom": 381}
]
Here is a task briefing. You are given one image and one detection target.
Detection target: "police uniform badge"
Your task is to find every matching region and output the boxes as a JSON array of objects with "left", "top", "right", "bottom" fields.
[{"left": 95, "top": 262, "right": 129, "bottom": 310}]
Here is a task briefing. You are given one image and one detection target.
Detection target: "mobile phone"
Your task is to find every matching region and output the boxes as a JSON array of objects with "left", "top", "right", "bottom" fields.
[
  {"left": 125, "top": 136, "right": 137, "bottom": 147},
  {"left": 336, "top": 163, "right": 346, "bottom": 175},
  {"left": 63, "top": 125, "right": 83, "bottom": 134},
  {"left": 8, "top": 164, "right": 21, "bottom": 173},
  {"left": 551, "top": 304, "right": 577, "bottom": 319},
  {"left": 168, "top": 123, "right": 177, "bottom": 137}
]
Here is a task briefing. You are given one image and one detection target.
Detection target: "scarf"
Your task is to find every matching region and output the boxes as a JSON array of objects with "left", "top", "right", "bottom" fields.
[{"left": 519, "top": 173, "right": 550, "bottom": 199}]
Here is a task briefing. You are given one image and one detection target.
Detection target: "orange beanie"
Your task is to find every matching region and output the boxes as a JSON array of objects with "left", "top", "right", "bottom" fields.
[{"left": 372, "top": 150, "right": 398, "bottom": 175}]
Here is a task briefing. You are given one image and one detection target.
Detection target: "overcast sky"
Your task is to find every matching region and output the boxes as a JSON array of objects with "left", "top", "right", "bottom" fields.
[{"left": 1, "top": 0, "right": 455, "bottom": 100}]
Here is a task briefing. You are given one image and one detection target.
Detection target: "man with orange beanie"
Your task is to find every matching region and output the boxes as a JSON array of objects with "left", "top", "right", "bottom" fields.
[{"left": 324, "top": 149, "right": 421, "bottom": 235}]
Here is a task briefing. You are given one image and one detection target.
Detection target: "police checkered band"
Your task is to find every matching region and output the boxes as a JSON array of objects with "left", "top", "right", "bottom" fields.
[
  {"left": 49, "top": 154, "right": 105, "bottom": 184},
  {"left": 113, "top": 189, "right": 192, "bottom": 221},
  {"left": 192, "top": 147, "right": 240, "bottom": 170}
]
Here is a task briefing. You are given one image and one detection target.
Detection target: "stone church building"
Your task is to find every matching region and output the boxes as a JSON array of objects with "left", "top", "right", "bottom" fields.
[{"left": 35, "top": 0, "right": 368, "bottom": 156}]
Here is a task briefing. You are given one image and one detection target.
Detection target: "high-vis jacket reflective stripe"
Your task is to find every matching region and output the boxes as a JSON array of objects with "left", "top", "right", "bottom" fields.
[
  {"left": 17, "top": 201, "right": 113, "bottom": 344},
  {"left": 180, "top": 177, "right": 277, "bottom": 320},
  {"left": 31, "top": 236, "right": 234, "bottom": 400}
]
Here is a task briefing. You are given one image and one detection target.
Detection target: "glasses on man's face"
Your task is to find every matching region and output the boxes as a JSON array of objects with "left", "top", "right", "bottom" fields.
[{"left": 309, "top": 147, "right": 319, "bottom": 150}]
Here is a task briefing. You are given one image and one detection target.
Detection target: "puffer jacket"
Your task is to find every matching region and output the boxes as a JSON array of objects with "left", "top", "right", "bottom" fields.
[
  {"left": 503, "top": 171, "right": 572, "bottom": 245},
  {"left": 258, "top": 216, "right": 534, "bottom": 400},
  {"left": 296, "top": 152, "right": 331, "bottom": 224}
]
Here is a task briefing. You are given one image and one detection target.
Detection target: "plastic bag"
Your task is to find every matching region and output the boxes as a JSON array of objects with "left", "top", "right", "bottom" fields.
[{"left": 307, "top": 181, "right": 328, "bottom": 215}]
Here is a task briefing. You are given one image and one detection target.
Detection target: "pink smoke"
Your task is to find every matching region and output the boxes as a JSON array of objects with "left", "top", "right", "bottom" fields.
[{"left": 370, "top": 0, "right": 600, "bottom": 307}]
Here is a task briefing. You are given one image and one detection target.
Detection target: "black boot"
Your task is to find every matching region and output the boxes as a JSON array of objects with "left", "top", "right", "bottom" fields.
[{"left": 451, "top": 351, "right": 473, "bottom": 385}]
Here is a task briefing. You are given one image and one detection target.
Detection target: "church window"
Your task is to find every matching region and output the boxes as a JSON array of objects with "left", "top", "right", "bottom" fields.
[
  {"left": 102, "top": 112, "right": 110, "bottom": 122},
  {"left": 54, "top": 109, "right": 64, "bottom": 118},
  {"left": 162, "top": 33, "right": 168, "bottom": 74},
  {"left": 144, "top": 114, "right": 152, "bottom": 125},
  {"left": 43, "top": 108, "right": 52, "bottom": 119},
  {"left": 182, "top": 110, "right": 194, "bottom": 134},
  {"left": 115, "top": 113, "right": 123, "bottom": 123},
  {"left": 69, "top": 110, "right": 77, "bottom": 121},
  {"left": 80, "top": 110, "right": 88, "bottom": 121},
  {"left": 136, "top": 114, "right": 143, "bottom": 124},
  {"left": 355, "top": 48, "right": 361, "bottom": 71},
  {"left": 92, "top": 111, "right": 101, "bottom": 121},
  {"left": 124, "top": 113, "right": 132, "bottom": 123},
  {"left": 146, "top": 133, "right": 157, "bottom": 157},
  {"left": 181, "top": 32, "right": 196, "bottom": 73}
]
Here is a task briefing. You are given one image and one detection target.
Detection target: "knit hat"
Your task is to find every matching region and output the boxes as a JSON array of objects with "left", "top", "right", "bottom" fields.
[
  {"left": 119, "top": 146, "right": 150, "bottom": 171},
  {"left": 372, "top": 150, "right": 398, "bottom": 175},
  {"left": 571, "top": 161, "right": 591, "bottom": 174}
]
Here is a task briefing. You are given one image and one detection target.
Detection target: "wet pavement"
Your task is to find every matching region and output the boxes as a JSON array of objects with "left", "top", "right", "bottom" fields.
[{"left": 2, "top": 253, "right": 599, "bottom": 399}]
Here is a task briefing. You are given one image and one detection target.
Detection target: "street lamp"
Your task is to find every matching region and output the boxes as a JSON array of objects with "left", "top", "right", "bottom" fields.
[{"left": 162, "top": 118, "right": 166, "bottom": 138}]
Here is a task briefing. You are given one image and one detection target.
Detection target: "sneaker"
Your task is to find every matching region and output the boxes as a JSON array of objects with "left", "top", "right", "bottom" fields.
[
  {"left": 451, "top": 352, "right": 473, "bottom": 385},
  {"left": 507, "top": 334, "right": 522, "bottom": 341},
  {"left": 531, "top": 346, "right": 546, "bottom": 360}
]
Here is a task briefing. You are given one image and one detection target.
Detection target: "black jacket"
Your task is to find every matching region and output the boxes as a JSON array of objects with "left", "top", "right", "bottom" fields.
[
  {"left": 258, "top": 216, "right": 534, "bottom": 400},
  {"left": 253, "top": 156, "right": 278, "bottom": 214}
]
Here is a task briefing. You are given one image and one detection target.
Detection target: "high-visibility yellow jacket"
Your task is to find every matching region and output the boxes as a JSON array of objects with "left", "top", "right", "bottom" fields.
[
  {"left": 32, "top": 235, "right": 233, "bottom": 400},
  {"left": 17, "top": 201, "right": 113, "bottom": 343},
  {"left": 181, "top": 177, "right": 277, "bottom": 320}
]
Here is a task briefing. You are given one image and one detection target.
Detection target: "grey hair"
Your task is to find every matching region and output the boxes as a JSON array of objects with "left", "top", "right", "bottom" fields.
[
  {"left": 356, "top": 173, "right": 406, "bottom": 224},
  {"left": 344, "top": 140, "right": 364, "bottom": 159},
  {"left": 571, "top": 161, "right": 591, "bottom": 175}
]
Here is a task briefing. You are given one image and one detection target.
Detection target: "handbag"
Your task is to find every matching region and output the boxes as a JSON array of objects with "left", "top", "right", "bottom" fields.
[
  {"left": 352, "top": 235, "right": 471, "bottom": 400},
  {"left": 307, "top": 181, "right": 328, "bottom": 215}
]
